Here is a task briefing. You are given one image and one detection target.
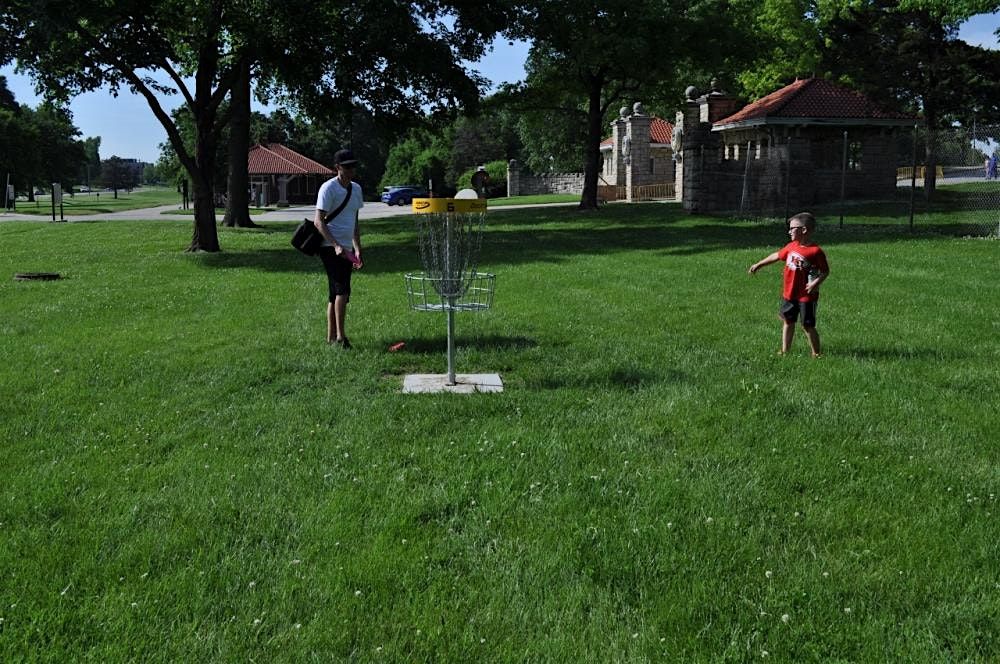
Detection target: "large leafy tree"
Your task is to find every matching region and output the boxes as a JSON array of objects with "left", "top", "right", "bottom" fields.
[
  {"left": 2, "top": 1, "right": 252, "bottom": 250},
  {"left": 819, "top": 0, "right": 1000, "bottom": 196},
  {"left": 380, "top": 127, "right": 454, "bottom": 192},
  {"left": 220, "top": 1, "right": 513, "bottom": 226},
  {"left": 0, "top": 76, "right": 90, "bottom": 202},
  {"left": 28, "top": 104, "right": 88, "bottom": 189},
  {"left": 505, "top": 0, "right": 753, "bottom": 210},
  {"left": 3, "top": 1, "right": 510, "bottom": 251},
  {"left": 0, "top": 76, "right": 35, "bottom": 200}
]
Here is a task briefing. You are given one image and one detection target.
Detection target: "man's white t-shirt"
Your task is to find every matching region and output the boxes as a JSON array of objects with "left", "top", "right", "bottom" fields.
[{"left": 316, "top": 177, "right": 364, "bottom": 248}]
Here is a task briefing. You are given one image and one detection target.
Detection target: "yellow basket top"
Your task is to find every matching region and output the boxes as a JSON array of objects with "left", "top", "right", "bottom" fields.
[{"left": 411, "top": 198, "right": 487, "bottom": 214}]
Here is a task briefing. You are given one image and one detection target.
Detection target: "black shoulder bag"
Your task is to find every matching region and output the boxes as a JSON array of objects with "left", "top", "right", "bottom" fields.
[{"left": 291, "top": 182, "right": 354, "bottom": 256}]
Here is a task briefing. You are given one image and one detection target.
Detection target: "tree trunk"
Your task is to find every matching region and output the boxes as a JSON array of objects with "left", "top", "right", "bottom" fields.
[
  {"left": 188, "top": 124, "right": 221, "bottom": 252},
  {"left": 189, "top": 175, "right": 221, "bottom": 252},
  {"left": 578, "top": 83, "right": 603, "bottom": 211},
  {"left": 223, "top": 55, "right": 257, "bottom": 228}
]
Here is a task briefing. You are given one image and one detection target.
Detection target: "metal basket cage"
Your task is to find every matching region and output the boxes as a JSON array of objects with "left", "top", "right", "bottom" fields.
[{"left": 405, "top": 271, "right": 495, "bottom": 312}]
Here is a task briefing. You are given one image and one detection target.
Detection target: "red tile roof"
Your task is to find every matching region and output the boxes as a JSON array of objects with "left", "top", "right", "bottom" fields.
[
  {"left": 248, "top": 143, "right": 334, "bottom": 175},
  {"left": 601, "top": 116, "right": 674, "bottom": 148},
  {"left": 714, "top": 78, "right": 915, "bottom": 128}
]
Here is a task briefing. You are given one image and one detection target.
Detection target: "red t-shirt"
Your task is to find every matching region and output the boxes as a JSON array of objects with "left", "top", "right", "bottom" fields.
[{"left": 777, "top": 241, "right": 828, "bottom": 302}]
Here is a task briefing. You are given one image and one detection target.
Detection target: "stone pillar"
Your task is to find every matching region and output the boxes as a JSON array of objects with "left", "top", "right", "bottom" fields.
[
  {"left": 625, "top": 102, "right": 652, "bottom": 201},
  {"left": 699, "top": 91, "right": 743, "bottom": 124},
  {"left": 611, "top": 109, "right": 628, "bottom": 186},
  {"left": 679, "top": 100, "right": 710, "bottom": 212},
  {"left": 277, "top": 175, "right": 293, "bottom": 207},
  {"left": 507, "top": 159, "right": 520, "bottom": 197}
]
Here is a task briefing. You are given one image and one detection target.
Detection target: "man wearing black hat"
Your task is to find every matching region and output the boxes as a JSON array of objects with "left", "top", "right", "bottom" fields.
[{"left": 313, "top": 149, "right": 365, "bottom": 348}]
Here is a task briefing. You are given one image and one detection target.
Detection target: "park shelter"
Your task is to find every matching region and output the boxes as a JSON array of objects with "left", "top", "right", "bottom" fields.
[
  {"left": 248, "top": 143, "right": 333, "bottom": 207},
  {"left": 674, "top": 78, "right": 919, "bottom": 214}
]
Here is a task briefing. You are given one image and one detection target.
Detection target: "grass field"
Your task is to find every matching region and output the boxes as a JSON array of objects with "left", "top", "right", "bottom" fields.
[
  {"left": 489, "top": 193, "right": 580, "bottom": 206},
  {"left": 10, "top": 186, "right": 181, "bottom": 215},
  {"left": 1, "top": 205, "right": 997, "bottom": 661}
]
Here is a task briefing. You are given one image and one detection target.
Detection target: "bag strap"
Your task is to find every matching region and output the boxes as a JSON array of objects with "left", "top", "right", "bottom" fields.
[{"left": 322, "top": 182, "right": 354, "bottom": 223}]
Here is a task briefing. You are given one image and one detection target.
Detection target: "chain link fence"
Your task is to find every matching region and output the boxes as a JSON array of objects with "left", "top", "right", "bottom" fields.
[{"left": 724, "top": 125, "right": 1000, "bottom": 237}]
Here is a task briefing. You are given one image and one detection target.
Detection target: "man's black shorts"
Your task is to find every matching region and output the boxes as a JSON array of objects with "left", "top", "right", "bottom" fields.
[
  {"left": 318, "top": 247, "right": 352, "bottom": 302},
  {"left": 779, "top": 299, "right": 818, "bottom": 327}
]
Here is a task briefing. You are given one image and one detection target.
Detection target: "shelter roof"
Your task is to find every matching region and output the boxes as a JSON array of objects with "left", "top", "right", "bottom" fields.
[
  {"left": 248, "top": 143, "right": 334, "bottom": 175},
  {"left": 713, "top": 78, "right": 917, "bottom": 130},
  {"left": 601, "top": 116, "right": 674, "bottom": 149}
]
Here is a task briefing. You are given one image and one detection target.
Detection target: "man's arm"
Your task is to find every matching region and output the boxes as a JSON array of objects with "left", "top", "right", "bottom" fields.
[{"left": 351, "top": 212, "right": 363, "bottom": 268}]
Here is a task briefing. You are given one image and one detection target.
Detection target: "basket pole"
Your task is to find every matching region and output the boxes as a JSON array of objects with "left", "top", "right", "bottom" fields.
[{"left": 446, "top": 300, "right": 457, "bottom": 385}]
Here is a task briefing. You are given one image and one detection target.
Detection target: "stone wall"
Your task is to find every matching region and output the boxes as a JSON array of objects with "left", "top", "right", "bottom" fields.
[{"left": 507, "top": 160, "right": 585, "bottom": 196}]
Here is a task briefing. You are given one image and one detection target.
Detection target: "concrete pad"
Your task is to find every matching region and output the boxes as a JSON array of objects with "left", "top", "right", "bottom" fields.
[{"left": 403, "top": 373, "right": 504, "bottom": 394}]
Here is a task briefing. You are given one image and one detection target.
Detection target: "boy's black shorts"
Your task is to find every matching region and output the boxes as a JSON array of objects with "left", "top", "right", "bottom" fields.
[
  {"left": 779, "top": 299, "right": 818, "bottom": 327},
  {"left": 318, "top": 247, "right": 352, "bottom": 302}
]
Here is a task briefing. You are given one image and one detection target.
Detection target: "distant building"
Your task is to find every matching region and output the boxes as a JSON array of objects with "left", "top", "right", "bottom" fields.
[
  {"left": 247, "top": 143, "right": 333, "bottom": 207},
  {"left": 601, "top": 108, "right": 675, "bottom": 191},
  {"left": 674, "top": 78, "right": 918, "bottom": 215}
]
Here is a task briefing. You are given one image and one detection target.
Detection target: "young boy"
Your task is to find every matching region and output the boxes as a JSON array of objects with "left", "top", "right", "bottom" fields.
[{"left": 748, "top": 212, "right": 829, "bottom": 357}]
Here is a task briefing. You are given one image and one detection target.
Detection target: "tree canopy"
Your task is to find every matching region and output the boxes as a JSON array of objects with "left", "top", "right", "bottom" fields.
[
  {"left": 502, "top": 0, "right": 756, "bottom": 209},
  {"left": 3, "top": 0, "right": 512, "bottom": 250}
]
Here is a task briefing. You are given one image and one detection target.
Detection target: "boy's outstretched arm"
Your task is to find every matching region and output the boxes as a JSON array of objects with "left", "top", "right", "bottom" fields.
[{"left": 748, "top": 252, "right": 780, "bottom": 274}]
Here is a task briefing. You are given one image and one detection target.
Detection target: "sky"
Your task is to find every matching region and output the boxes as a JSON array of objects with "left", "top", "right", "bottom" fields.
[{"left": 2, "top": 13, "right": 998, "bottom": 164}]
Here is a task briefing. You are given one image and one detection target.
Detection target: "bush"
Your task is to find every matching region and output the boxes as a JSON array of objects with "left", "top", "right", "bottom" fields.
[{"left": 456, "top": 160, "right": 507, "bottom": 198}]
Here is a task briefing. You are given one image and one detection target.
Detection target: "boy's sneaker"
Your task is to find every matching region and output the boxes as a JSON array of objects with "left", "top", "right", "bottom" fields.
[{"left": 338, "top": 337, "right": 352, "bottom": 350}]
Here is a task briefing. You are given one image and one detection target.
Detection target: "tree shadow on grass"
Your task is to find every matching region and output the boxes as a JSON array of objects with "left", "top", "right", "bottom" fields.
[
  {"left": 375, "top": 334, "right": 538, "bottom": 354},
  {"left": 193, "top": 205, "right": 987, "bottom": 275},
  {"left": 524, "top": 365, "right": 687, "bottom": 391},
  {"left": 838, "top": 346, "right": 970, "bottom": 361}
]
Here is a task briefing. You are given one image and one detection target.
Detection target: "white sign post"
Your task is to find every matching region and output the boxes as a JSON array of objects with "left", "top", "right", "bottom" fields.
[{"left": 52, "top": 183, "right": 64, "bottom": 221}]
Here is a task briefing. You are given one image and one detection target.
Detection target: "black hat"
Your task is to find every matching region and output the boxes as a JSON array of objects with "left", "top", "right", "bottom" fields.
[{"left": 334, "top": 149, "right": 359, "bottom": 167}]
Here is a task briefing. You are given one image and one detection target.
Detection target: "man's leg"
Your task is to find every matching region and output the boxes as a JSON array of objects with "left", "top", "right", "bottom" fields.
[
  {"left": 334, "top": 295, "right": 348, "bottom": 342},
  {"left": 326, "top": 302, "right": 336, "bottom": 344}
]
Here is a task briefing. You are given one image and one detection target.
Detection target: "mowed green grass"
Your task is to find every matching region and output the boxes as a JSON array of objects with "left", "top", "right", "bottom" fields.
[
  {"left": 1, "top": 206, "right": 997, "bottom": 661},
  {"left": 11, "top": 186, "right": 181, "bottom": 215},
  {"left": 489, "top": 193, "right": 580, "bottom": 206}
]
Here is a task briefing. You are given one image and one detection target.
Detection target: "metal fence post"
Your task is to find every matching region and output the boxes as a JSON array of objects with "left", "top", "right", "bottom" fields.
[
  {"left": 909, "top": 124, "right": 918, "bottom": 232},
  {"left": 840, "top": 130, "right": 848, "bottom": 229}
]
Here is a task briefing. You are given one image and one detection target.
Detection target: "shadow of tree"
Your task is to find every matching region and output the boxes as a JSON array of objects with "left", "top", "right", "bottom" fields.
[
  {"left": 197, "top": 204, "right": 990, "bottom": 274},
  {"left": 523, "top": 365, "right": 687, "bottom": 391},
  {"left": 375, "top": 334, "right": 538, "bottom": 354}
]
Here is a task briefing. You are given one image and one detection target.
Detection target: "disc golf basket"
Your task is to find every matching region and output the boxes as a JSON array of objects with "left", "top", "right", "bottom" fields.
[{"left": 405, "top": 197, "right": 496, "bottom": 387}]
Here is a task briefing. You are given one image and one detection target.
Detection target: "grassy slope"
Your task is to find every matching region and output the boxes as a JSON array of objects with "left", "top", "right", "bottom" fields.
[
  {"left": 11, "top": 187, "right": 182, "bottom": 215},
  {"left": 1, "top": 206, "right": 997, "bottom": 661}
]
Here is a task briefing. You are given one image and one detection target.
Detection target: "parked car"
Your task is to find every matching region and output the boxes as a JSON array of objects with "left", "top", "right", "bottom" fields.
[{"left": 381, "top": 186, "right": 427, "bottom": 206}]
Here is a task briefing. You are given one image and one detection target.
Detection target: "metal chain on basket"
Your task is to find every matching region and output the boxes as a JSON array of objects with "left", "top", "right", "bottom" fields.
[{"left": 415, "top": 210, "right": 486, "bottom": 299}]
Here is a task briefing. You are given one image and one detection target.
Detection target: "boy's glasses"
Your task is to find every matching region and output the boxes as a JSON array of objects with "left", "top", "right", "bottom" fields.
[{"left": 788, "top": 226, "right": 806, "bottom": 233}]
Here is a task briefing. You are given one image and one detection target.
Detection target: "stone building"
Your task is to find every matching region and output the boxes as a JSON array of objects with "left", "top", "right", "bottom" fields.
[
  {"left": 601, "top": 104, "right": 675, "bottom": 192},
  {"left": 674, "top": 78, "right": 918, "bottom": 215},
  {"left": 505, "top": 102, "right": 676, "bottom": 201}
]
